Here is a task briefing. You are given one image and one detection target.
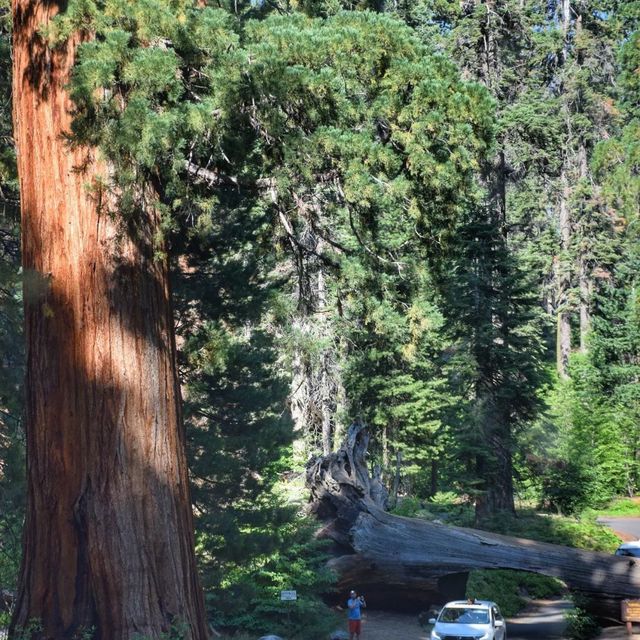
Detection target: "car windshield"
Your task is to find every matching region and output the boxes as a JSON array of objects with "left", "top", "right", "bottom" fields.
[
  {"left": 616, "top": 547, "right": 640, "bottom": 557},
  {"left": 439, "top": 607, "right": 490, "bottom": 624}
]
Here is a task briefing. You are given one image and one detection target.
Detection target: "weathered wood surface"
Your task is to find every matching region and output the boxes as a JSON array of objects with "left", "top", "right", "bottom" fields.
[{"left": 307, "top": 423, "right": 640, "bottom": 618}]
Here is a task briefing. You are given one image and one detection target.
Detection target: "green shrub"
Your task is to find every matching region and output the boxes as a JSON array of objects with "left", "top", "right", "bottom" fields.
[
  {"left": 392, "top": 493, "right": 476, "bottom": 526},
  {"left": 391, "top": 496, "right": 422, "bottom": 517},
  {"left": 427, "top": 493, "right": 475, "bottom": 524},
  {"left": 427, "top": 491, "right": 461, "bottom": 507},
  {"left": 203, "top": 518, "right": 338, "bottom": 640},
  {"left": 0, "top": 610, "right": 10, "bottom": 629},
  {"left": 471, "top": 510, "right": 620, "bottom": 552},
  {"left": 539, "top": 460, "right": 597, "bottom": 516},
  {"left": 399, "top": 499, "right": 621, "bottom": 551},
  {"left": 586, "top": 497, "right": 640, "bottom": 517},
  {"left": 565, "top": 606, "right": 600, "bottom": 639}
]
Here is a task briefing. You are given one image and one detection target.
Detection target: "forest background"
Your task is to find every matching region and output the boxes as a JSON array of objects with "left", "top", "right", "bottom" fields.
[{"left": 0, "top": 0, "right": 639, "bottom": 638}]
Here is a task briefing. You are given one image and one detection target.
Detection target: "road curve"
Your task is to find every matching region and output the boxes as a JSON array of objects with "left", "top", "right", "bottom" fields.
[
  {"left": 352, "top": 598, "right": 572, "bottom": 640},
  {"left": 597, "top": 517, "right": 640, "bottom": 540},
  {"left": 506, "top": 598, "right": 572, "bottom": 640}
]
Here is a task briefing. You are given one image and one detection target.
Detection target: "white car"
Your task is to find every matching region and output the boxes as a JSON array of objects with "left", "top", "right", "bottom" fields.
[
  {"left": 615, "top": 541, "right": 640, "bottom": 558},
  {"left": 429, "top": 599, "right": 507, "bottom": 640}
]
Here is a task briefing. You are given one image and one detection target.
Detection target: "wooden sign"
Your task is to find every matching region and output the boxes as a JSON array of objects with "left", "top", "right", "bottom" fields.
[
  {"left": 622, "top": 600, "right": 640, "bottom": 622},
  {"left": 280, "top": 590, "right": 297, "bottom": 601}
]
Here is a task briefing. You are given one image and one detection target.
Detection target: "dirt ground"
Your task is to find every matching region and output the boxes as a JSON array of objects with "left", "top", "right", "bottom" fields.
[
  {"left": 337, "top": 598, "right": 573, "bottom": 640},
  {"left": 348, "top": 610, "right": 430, "bottom": 640}
]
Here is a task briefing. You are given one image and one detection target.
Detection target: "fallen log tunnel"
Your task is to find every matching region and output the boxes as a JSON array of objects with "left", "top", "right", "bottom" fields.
[{"left": 306, "top": 423, "right": 640, "bottom": 619}]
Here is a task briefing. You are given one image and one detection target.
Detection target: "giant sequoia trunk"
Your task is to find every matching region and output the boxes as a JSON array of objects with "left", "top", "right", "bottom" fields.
[
  {"left": 11, "top": 2, "right": 208, "bottom": 638},
  {"left": 308, "top": 424, "right": 640, "bottom": 620}
]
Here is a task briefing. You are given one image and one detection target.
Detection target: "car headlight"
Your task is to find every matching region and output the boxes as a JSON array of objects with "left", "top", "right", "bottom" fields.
[{"left": 474, "top": 634, "right": 491, "bottom": 640}]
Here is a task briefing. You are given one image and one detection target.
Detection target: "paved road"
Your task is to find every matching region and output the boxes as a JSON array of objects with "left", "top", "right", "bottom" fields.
[
  {"left": 597, "top": 625, "right": 640, "bottom": 639},
  {"left": 596, "top": 517, "right": 640, "bottom": 637},
  {"left": 506, "top": 598, "right": 572, "bottom": 640},
  {"left": 360, "top": 598, "right": 572, "bottom": 640},
  {"left": 597, "top": 517, "right": 640, "bottom": 540}
]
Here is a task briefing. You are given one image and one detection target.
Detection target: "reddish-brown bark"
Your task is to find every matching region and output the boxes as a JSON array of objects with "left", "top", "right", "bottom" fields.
[{"left": 11, "top": 2, "right": 208, "bottom": 638}]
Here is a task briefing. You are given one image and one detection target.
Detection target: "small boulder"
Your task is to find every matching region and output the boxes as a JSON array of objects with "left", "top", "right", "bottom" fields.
[
  {"left": 258, "top": 636, "right": 284, "bottom": 640},
  {"left": 329, "top": 631, "right": 350, "bottom": 640}
]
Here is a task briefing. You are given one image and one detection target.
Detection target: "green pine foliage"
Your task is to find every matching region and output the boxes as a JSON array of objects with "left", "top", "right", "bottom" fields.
[
  {"left": 527, "top": 7, "right": 640, "bottom": 511},
  {"left": 0, "top": 0, "right": 14, "bottom": 200},
  {"left": 0, "top": 0, "right": 24, "bottom": 594},
  {"left": 172, "top": 192, "right": 337, "bottom": 634},
  {"left": 205, "top": 518, "right": 337, "bottom": 639},
  {"left": 58, "top": 4, "right": 492, "bottom": 211},
  {"left": 396, "top": 0, "right": 638, "bottom": 516},
  {"left": 437, "top": 207, "right": 548, "bottom": 514},
  {"left": 234, "top": 10, "right": 492, "bottom": 470},
  {"left": 343, "top": 265, "right": 460, "bottom": 494}
]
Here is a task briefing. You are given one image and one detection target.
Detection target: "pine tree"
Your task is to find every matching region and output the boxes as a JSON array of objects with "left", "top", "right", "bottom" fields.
[
  {"left": 343, "top": 263, "right": 460, "bottom": 499},
  {"left": 392, "top": 1, "right": 550, "bottom": 516},
  {"left": 171, "top": 201, "right": 336, "bottom": 637},
  {"left": 436, "top": 204, "right": 547, "bottom": 516},
  {"left": 524, "top": 3, "right": 639, "bottom": 509},
  {"left": 575, "top": 8, "right": 640, "bottom": 499},
  {"left": 553, "top": 1, "right": 621, "bottom": 368},
  {"left": 219, "top": 11, "right": 494, "bottom": 463}
]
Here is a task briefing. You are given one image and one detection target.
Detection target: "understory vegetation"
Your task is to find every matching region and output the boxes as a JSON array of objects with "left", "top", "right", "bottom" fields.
[
  {"left": 393, "top": 496, "right": 623, "bottom": 552},
  {"left": 466, "top": 570, "right": 563, "bottom": 618}
]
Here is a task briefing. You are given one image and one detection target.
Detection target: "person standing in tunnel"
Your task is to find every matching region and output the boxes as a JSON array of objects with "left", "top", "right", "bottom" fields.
[{"left": 347, "top": 589, "right": 366, "bottom": 639}]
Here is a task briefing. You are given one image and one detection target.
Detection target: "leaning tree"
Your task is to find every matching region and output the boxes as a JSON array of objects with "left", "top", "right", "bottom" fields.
[{"left": 10, "top": 0, "right": 208, "bottom": 637}]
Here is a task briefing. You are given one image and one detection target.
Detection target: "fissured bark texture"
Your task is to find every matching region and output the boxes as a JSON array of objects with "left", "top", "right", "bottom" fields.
[{"left": 11, "top": 2, "right": 208, "bottom": 638}]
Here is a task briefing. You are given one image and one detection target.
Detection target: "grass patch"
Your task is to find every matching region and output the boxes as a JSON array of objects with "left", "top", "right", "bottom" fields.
[
  {"left": 391, "top": 493, "right": 475, "bottom": 527},
  {"left": 466, "top": 569, "right": 564, "bottom": 617},
  {"left": 471, "top": 509, "right": 621, "bottom": 551},
  {"left": 584, "top": 497, "right": 640, "bottom": 517}
]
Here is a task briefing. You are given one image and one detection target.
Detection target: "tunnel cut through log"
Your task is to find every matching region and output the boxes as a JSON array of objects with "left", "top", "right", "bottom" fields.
[{"left": 306, "top": 423, "right": 640, "bottom": 619}]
